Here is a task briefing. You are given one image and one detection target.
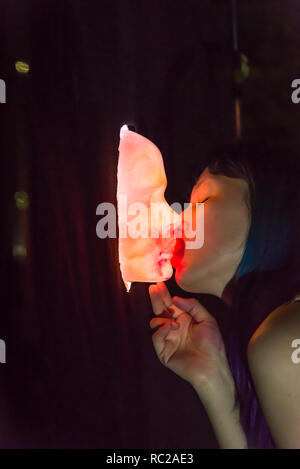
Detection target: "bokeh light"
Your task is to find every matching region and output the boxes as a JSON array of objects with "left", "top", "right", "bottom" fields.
[
  {"left": 15, "top": 61, "right": 30, "bottom": 74},
  {"left": 14, "top": 191, "right": 29, "bottom": 210}
]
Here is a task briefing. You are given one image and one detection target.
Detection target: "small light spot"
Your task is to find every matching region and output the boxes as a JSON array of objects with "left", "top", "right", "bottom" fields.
[
  {"left": 120, "top": 124, "right": 129, "bottom": 138},
  {"left": 15, "top": 61, "right": 30, "bottom": 74},
  {"left": 14, "top": 191, "right": 29, "bottom": 210},
  {"left": 13, "top": 244, "right": 27, "bottom": 258}
]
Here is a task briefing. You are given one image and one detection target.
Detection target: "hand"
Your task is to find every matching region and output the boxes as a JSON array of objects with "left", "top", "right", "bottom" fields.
[
  {"left": 149, "top": 282, "right": 246, "bottom": 448},
  {"left": 149, "top": 282, "right": 235, "bottom": 405}
]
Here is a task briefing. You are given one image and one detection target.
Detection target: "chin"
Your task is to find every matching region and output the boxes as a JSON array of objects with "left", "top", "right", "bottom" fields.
[
  {"left": 174, "top": 264, "right": 222, "bottom": 297},
  {"left": 174, "top": 266, "right": 200, "bottom": 293}
]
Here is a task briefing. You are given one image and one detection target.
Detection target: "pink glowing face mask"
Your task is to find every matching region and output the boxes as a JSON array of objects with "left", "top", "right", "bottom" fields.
[{"left": 117, "top": 125, "right": 183, "bottom": 292}]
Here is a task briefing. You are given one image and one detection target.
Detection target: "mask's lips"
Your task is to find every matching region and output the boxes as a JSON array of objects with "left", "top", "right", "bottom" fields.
[{"left": 157, "top": 236, "right": 185, "bottom": 275}]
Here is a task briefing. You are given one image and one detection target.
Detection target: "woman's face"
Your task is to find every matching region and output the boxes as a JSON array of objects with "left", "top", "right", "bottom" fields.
[{"left": 171, "top": 167, "right": 251, "bottom": 297}]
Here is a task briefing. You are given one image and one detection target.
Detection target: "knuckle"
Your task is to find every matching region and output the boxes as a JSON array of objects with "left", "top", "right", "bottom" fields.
[
  {"left": 158, "top": 352, "right": 167, "bottom": 366},
  {"left": 190, "top": 297, "right": 199, "bottom": 305}
]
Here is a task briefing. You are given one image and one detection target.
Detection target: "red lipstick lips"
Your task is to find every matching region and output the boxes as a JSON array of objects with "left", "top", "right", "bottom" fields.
[{"left": 171, "top": 238, "right": 185, "bottom": 267}]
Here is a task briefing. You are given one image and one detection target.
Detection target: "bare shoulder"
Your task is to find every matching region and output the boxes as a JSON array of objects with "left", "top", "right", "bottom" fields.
[
  {"left": 246, "top": 297, "right": 300, "bottom": 448},
  {"left": 247, "top": 296, "right": 300, "bottom": 369}
]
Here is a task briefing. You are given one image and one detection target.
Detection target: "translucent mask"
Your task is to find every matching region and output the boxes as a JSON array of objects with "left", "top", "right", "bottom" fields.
[{"left": 117, "top": 125, "right": 183, "bottom": 292}]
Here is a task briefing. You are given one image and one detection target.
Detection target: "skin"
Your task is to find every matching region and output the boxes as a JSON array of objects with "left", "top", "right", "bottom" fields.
[
  {"left": 173, "top": 167, "right": 251, "bottom": 297},
  {"left": 148, "top": 167, "right": 300, "bottom": 449}
]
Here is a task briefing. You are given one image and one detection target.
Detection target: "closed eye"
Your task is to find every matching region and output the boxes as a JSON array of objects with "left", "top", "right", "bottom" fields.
[{"left": 190, "top": 197, "right": 210, "bottom": 204}]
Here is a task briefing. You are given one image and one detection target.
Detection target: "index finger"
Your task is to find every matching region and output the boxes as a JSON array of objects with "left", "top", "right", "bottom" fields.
[
  {"left": 149, "top": 284, "right": 166, "bottom": 316},
  {"left": 149, "top": 283, "right": 183, "bottom": 319},
  {"left": 156, "top": 282, "right": 184, "bottom": 319},
  {"left": 156, "top": 281, "right": 173, "bottom": 307},
  {"left": 149, "top": 284, "right": 175, "bottom": 318}
]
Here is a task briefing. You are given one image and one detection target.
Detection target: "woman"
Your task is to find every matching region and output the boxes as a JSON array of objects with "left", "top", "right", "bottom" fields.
[{"left": 148, "top": 142, "right": 300, "bottom": 449}]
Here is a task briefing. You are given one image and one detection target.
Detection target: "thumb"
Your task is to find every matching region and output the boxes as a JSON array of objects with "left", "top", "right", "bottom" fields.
[{"left": 172, "top": 296, "right": 211, "bottom": 323}]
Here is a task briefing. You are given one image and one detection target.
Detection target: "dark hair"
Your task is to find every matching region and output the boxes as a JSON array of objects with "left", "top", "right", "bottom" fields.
[{"left": 206, "top": 142, "right": 300, "bottom": 448}]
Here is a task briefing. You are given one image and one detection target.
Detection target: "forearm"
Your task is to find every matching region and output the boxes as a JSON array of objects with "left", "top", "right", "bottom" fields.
[
  {"left": 192, "top": 367, "right": 248, "bottom": 449},
  {"left": 202, "top": 400, "right": 247, "bottom": 449}
]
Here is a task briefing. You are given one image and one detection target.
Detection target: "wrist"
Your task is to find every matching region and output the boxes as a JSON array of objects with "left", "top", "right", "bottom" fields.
[
  {"left": 193, "top": 369, "right": 246, "bottom": 449},
  {"left": 191, "top": 357, "right": 238, "bottom": 416},
  {"left": 191, "top": 357, "right": 247, "bottom": 449}
]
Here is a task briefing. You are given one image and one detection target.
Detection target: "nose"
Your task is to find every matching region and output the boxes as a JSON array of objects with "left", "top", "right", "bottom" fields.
[
  {"left": 178, "top": 202, "right": 203, "bottom": 248},
  {"left": 174, "top": 206, "right": 192, "bottom": 237}
]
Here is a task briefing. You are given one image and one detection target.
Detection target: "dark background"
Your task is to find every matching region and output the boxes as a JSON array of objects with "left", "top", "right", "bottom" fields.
[{"left": 0, "top": 0, "right": 299, "bottom": 448}]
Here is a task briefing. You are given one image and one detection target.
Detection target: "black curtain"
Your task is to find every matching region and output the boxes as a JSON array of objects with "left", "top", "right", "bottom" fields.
[{"left": 1, "top": 0, "right": 234, "bottom": 448}]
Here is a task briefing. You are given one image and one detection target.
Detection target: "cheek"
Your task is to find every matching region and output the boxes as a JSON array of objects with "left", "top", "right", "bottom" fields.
[
  {"left": 180, "top": 203, "right": 248, "bottom": 272},
  {"left": 203, "top": 201, "right": 249, "bottom": 254},
  {"left": 204, "top": 213, "right": 234, "bottom": 253},
  {"left": 183, "top": 208, "right": 226, "bottom": 263}
]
